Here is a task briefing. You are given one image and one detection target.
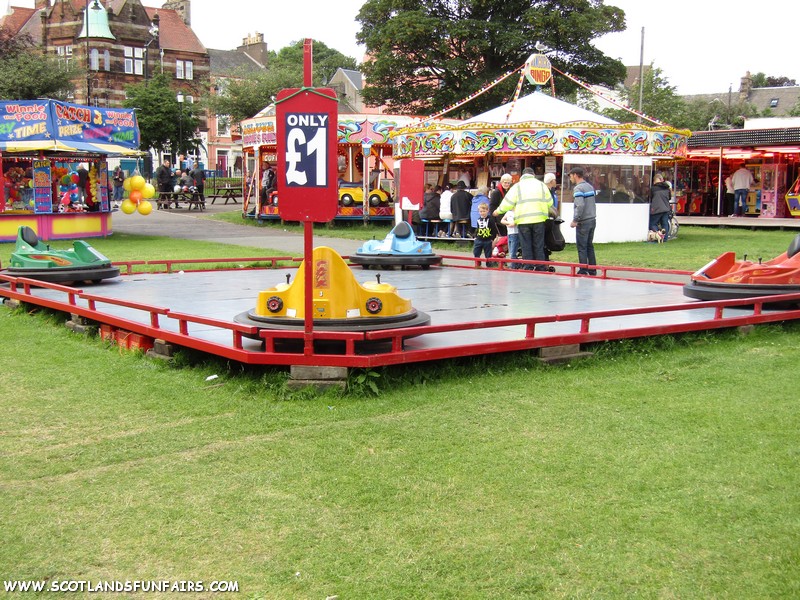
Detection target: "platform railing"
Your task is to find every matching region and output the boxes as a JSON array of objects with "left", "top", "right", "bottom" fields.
[{"left": 3, "top": 268, "right": 800, "bottom": 368}]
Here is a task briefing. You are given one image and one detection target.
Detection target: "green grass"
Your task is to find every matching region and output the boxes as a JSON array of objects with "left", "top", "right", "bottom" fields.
[
  {"left": 1, "top": 307, "right": 799, "bottom": 598},
  {"left": 2, "top": 222, "right": 800, "bottom": 597}
]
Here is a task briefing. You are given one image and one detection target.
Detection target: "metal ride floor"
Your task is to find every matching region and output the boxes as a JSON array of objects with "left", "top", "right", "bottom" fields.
[{"left": 19, "top": 264, "right": 755, "bottom": 355}]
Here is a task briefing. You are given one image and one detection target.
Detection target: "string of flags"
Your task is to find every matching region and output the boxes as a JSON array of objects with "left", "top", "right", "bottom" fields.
[
  {"left": 552, "top": 66, "right": 670, "bottom": 128},
  {"left": 504, "top": 69, "right": 528, "bottom": 124},
  {"left": 410, "top": 64, "right": 524, "bottom": 126}
]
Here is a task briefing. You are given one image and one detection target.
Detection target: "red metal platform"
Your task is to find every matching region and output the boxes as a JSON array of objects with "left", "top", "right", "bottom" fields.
[{"left": 3, "top": 254, "right": 800, "bottom": 368}]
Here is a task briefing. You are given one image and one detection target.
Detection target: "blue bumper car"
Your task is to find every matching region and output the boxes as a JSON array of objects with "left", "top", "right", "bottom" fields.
[{"left": 350, "top": 221, "right": 442, "bottom": 270}]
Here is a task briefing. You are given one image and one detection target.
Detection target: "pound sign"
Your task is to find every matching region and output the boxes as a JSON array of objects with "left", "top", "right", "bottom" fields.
[{"left": 285, "top": 129, "right": 307, "bottom": 185}]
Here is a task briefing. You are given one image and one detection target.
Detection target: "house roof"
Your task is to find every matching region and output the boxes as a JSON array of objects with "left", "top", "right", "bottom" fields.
[
  {"left": 144, "top": 7, "right": 205, "bottom": 53},
  {"left": 683, "top": 86, "right": 800, "bottom": 117},
  {"left": 339, "top": 69, "right": 363, "bottom": 91},
  {"left": 464, "top": 90, "right": 619, "bottom": 126},
  {"left": 0, "top": 6, "right": 35, "bottom": 36},
  {"left": 208, "top": 48, "right": 265, "bottom": 77}
]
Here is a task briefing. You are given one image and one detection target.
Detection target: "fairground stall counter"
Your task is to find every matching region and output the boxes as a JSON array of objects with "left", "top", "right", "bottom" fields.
[
  {"left": 670, "top": 122, "right": 800, "bottom": 218},
  {"left": 0, "top": 99, "right": 141, "bottom": 242},
  {"left": 240, "top": 107, "right": 434, "bottom": 222},
  {"left": 392, "top": 89, "right": 689, "bottom": 243}
]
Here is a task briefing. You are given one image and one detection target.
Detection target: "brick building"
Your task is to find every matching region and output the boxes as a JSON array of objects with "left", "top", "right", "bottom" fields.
[{"left": 1, "top": 0, "right": 209, "bottom": 109}]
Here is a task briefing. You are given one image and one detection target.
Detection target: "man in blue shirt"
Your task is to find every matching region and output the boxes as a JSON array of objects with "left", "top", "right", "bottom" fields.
[{"left": 568, "top": 167, "right": 597, "bottom": 276}]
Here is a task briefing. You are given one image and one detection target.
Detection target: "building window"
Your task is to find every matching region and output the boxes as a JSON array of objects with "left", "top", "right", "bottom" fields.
[
  {"left": 217, "top": 115, "right": 231, "bottom": 137},
  {"left": 89, "top": 49, "right": 99, "bottom": 71},
  {"left": 176, "top": 60, "right": 194, "bottom": 80},
  {"left": 103, "top": 50, "right": 110, "bottom": 72},
  {"left": 770, "top": 98, "right": 779, "bottom": 108},
  {"left": 124, "top": 46, "right": 144, "bottom": 75},
  {"left": 56, "top": 45, "right": 73, "bottom": 69}
]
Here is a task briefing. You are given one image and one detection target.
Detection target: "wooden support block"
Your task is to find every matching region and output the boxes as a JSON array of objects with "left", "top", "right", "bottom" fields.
[{"left": 537, "top": 344, "right": 593, "bottom": 365}]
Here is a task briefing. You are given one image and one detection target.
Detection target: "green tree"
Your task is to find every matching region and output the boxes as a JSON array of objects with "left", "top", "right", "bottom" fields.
[
  {"left": 355, "top": 0, "right": 627, "bottom": 116},
  {"left": 750, "top": 72, "right": 797, "bottom": 88},
  {"left": 205, "top": 40, "right": 357, "bottom": 126},
  {"left": 0, "top": 26, "right": 78, "bottom": 100},
  {"left": 123, "top": 73, "right": 202, "bottom": 157},
  {"left": 601, "top": 64, "right": 687, "bottom": 128}
]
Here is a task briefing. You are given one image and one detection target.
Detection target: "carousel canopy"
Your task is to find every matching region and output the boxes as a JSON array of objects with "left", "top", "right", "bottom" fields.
[
  {"left": 391, "top": 89, "right": 689, "bottom": 159},
  {"left": 464, "top": 90, "right": 619, "bottom": 126}
]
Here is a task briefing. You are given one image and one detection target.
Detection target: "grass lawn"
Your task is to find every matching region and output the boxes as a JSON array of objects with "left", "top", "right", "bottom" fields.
[{"left": 2, "top": 223, "right": 800, "bottom": 597}]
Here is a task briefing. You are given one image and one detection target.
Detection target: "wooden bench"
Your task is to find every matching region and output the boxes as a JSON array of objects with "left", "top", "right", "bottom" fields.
[
  {"left": 156, "top": 191, "right": 205, "bottom": 211},
  {"left": 208, "top": 187, "right": 242, "bottom": 205}
]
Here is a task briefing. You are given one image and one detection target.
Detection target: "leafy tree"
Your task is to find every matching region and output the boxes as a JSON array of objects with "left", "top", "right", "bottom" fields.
[
  {"left": 123, "top": 73, "right": 202, "bottom": 157},
  {"left": 750, "top": 72, "right": 797, "bottom": 88},
  {"left": 355, "top": 0, "right": 627, "bottom": 116},
  {"left": 0, "top": 26, "right": 78, "bottom": 99},
  {"left": 205, "top": 40, "right": 357, "bottom": 126}
]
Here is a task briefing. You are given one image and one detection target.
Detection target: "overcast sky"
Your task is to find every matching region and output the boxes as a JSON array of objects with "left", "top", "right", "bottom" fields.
[{"left": 9, "top": 0, "right": 799, "bottom": 97}]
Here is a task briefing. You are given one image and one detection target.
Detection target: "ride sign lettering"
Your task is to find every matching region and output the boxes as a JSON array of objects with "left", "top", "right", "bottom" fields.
[{"left": 276, "top": 87, "right": 338, "bottom": 222}]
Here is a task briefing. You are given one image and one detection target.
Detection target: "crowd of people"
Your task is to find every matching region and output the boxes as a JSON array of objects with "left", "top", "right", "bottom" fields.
[
  {"left": 153, "top": 158, "right": 207, "bottom": 208},
  {"left": 414, "top": 168, "right": 598, "bottom": 274}
]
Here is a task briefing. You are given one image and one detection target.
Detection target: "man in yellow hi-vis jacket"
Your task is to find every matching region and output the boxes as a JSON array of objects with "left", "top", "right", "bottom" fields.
[{"left": 493, "top": 168, "right": 557, "bottom": 270}]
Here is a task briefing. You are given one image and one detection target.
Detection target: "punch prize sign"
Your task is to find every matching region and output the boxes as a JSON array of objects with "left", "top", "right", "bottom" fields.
[
  {"left": 276, "top": 87, "right": 338, "bottom": 222},
  {"left": 524, "top": 53, "right": 552, "bottom": 86}
]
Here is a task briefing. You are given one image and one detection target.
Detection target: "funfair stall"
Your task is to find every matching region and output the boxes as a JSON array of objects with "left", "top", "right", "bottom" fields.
[
  {"left": 391, "top": 58, "right": 690, "bottom": 243},
  {"left": 0, "top": 99, "right": 141, "bottom": 242},
  {"left": 240, "top": 107, "right": 428, "bottom": 222},
  {"left": 678, "top": 123, "right": 800, "bottom": 218}
]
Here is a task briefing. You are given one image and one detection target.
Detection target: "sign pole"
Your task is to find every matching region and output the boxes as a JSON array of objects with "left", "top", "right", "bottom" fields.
[
  {"left": 303, "top": 40, "right": 314, "bottom": 354},
  {"left": 275, "top": 38, "right": 339, "bottom": 356}
]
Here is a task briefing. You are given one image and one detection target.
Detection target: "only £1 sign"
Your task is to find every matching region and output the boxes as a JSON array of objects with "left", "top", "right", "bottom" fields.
[{"left": 275, "top": 87, "right": 338, "bottom": 222}]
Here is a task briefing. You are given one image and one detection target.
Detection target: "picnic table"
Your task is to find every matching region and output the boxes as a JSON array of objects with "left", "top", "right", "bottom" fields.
[
  {"left": 209, "top": 186, "right": 242, "bottom": 205},
  {"left": 156, "top": 191, "right": 205, "bottom": 211}
]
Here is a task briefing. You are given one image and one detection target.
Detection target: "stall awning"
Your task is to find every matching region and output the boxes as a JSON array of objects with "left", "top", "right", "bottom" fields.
[{"left": 0, "top": 99, "right": 143, "bottom": 156}]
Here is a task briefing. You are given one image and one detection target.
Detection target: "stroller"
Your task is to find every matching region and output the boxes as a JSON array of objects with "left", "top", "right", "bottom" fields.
[{"left": 492, "top": 235, "right": 509, "bottom": 258}]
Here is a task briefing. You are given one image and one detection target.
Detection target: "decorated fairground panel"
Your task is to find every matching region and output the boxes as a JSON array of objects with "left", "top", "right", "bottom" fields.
[
  {"left": 392, "top": 120, "right": 689, "bottom": 160},
  {"left": 240, "top": 110, "right": 430, "bottom": 221}
]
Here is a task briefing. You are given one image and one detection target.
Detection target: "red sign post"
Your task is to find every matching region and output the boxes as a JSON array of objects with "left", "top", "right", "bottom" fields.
[{"left": 274, "top": 39, "right": 339, "bottom": 353}]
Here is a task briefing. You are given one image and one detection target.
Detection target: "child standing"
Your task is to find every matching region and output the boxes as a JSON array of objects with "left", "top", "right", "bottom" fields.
[
  {"left": 473, "top": 202, "right": 499, "bottom": 266},
  {"left": 500, "top": 209, "right": 519, "bottom": 269}
]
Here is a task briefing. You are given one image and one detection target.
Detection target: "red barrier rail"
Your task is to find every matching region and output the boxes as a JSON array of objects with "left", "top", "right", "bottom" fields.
[{"left": 3, "top": 263, "right": 799, "bottom": 369}]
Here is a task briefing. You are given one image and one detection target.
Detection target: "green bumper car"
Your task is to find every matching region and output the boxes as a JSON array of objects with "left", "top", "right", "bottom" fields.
[{"left": 1, "top": 226, "right": 119, "bottom": 284}]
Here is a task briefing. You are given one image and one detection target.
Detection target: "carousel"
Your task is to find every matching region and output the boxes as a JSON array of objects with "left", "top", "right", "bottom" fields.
[
  {"left": 390, "top": 55, "right": 691, "bottom": 243},
  {"left": 239, "top": 106, "right": 455, "bottom": 222}
]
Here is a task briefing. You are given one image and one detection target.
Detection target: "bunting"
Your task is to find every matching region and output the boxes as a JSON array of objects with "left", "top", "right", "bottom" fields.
[
  {"left": 408, "top": 64, "right": 524, "bottom": 126},
  {"left": 552, "top": 66, "right": 669, "bottom": 127},
  {"left": 503, "top": 69, "right": 528, "bottom": 124}
]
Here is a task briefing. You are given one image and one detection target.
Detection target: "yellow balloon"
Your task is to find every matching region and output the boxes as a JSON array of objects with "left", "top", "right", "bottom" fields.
[
  {"left": 122, "top": 177, "right": 132, "bottom": 191},
  {"left": 130, "top": 175, "right": 146, "bottom": 191},
  {"left": 142, "top": 182, "right": 156, "bottom": 199},
  {"left": 137, "top": 200, "right": 153, "bottom": 215},
  {"left": 120, "top": 199, "right": 136, "bottom": 214}
]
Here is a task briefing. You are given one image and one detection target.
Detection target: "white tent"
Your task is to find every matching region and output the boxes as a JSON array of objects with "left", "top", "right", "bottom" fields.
[{"left": 464, "top": 90, "right": 618, "bottom": 126}]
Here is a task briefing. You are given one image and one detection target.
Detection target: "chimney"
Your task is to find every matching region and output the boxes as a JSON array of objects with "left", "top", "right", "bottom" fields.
[
  {"left": 162, "top": 0, "right": 190, "bottom": 26},
  {"left": 739, "top": 71, "right": 752, "bottom": 102},
  {"left": 238, "top": 32, "right": 268, "bottom": 68}
]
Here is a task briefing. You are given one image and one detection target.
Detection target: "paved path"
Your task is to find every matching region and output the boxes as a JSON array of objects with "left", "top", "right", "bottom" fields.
[{"left": 111, "top": 202, "right": 476, "bottom": 258}]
